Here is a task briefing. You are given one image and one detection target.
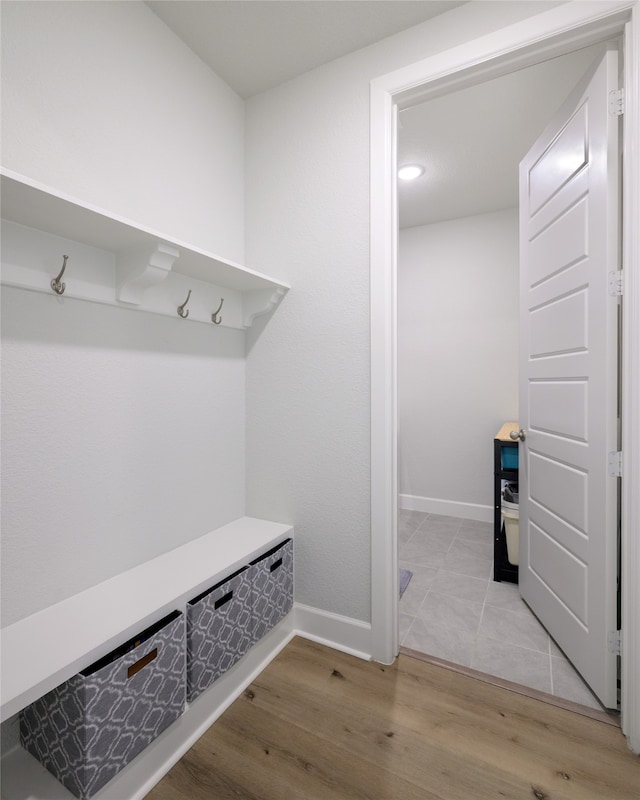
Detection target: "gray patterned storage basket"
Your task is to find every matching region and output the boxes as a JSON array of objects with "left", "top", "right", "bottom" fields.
[
  {"left": 250, "top": 538, "right": 293, "bottom": 644},
  {"left": 186, "top": 566, "right": 254, "bottom": 702},
  {"left": 20, "top": 610, "right": 185, "bottom": 800}
]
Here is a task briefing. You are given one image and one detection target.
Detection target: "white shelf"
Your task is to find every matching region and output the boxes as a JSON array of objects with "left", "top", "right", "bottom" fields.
[
  {"left": 0, "top": 516, "right": 293, "bottom": 722},
  {"left": 0, "top": 170, "right": 289, "bottom": 329}
]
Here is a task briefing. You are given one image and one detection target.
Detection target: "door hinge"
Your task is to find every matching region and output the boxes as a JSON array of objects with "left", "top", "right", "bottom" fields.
[
  {"left": 608, "top": 629, "right": 621, "bottom": 656},
  {"left": 609, "top": 89, "right": 624, "bottom": 116},
  {"left": 608, "top": 271, "right": 623, "bottom": 297},
  {"left": 608, "top": 451, "right": 623, "bottom": 478}
]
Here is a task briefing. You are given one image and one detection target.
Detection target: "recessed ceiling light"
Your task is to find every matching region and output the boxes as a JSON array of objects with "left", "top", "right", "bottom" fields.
[{"left": 398, "top": 164, "right": 425, "bottom": 181}]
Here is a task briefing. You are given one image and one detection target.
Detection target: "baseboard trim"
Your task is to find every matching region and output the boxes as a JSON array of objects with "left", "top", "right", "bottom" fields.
[
  {"left": 399, "top": 493, "right": 493, "bottom": 523},
  {"left": 293, "top": 603, "right": 372, "bottom": 661}
]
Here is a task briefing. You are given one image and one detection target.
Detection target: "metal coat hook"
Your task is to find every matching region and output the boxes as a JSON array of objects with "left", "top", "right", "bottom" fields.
[
  {"left": 211, "top": 298, "right": 224, "bottom": 325},
  {"left": 177, "top": 289, "right": 192, "bottom": 319},
  {"left": 51, "top": 254, "right": 69, "bottom": 295}
]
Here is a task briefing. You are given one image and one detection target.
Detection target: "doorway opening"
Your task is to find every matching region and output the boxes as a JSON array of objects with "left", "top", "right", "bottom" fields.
[
  {"left": 395, "top": 43, "right": 613, "bottom": 713},
  {"left": 370, "top": 1, "right": 639, "bottom": 754}
]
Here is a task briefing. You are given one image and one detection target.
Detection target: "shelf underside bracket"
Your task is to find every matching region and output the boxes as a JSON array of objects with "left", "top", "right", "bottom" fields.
[
  {"left": 116, "top": 242, "right": 180, "bottom": 305},
  {"left": 243, "top": 287, "right": 287, "bottom": 328}
]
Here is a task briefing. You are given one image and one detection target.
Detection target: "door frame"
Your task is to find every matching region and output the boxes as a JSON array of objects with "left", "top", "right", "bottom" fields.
[{"left": 370, "top": 0, "right": 640, "bottom": 751}]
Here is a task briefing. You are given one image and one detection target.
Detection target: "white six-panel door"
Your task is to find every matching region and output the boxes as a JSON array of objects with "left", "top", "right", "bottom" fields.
[{"left": 519, "top": 45, "right": 620, "bottom": 708}]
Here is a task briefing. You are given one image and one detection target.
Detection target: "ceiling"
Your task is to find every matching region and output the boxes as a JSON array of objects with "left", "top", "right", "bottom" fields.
[
  {"left": 145, "top": 0, "right": 464, "bottom": 98},
  {"left": 398, "top": 44, "right": 602, "bottom": 228},
  {"left": 145, "top": 1, "right": 603, "bottom": 230}
]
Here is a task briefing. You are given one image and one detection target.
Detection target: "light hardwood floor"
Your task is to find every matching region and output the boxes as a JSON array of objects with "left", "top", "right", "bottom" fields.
[{"left": 147, "top": 636, "right": 639, "bottom": 800}]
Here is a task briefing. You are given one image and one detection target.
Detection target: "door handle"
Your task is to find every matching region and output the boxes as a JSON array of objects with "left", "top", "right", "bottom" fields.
[{"left": 510, "top": 429, "right": 526, "bottom": 441}]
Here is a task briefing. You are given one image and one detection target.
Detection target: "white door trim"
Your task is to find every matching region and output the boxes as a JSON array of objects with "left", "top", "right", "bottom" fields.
[
  {"left": 370, "top": 0, "right": 640, "bottom": 751},
  {"left": 621, "top": 6, "right": 640, "bottom": 755}
]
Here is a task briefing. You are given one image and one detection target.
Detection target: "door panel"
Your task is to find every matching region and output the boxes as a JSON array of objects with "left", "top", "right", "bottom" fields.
[
  {"left": 529, "top": 289, "right": 588, "bottom": 356},
  {"left": 528, "top": 104, "right": 588, "bottom": 214},
  {"left": 529, "top": 380, "right": 588, "bottom": 440},
  {"left": 529, "top": 197, "right": 588, "bottom": 284},
  {"left": 529, "top": 522, "right": 587, "bottom": 623},
  {"left": 529, "top": 451, "right": 588, "bottom": 532},
  {"left": 528, "top": 499, "right": 588, "bottom": 562},
  {"left": 519, "top": 45, "right": 619, "bottom": 708}
]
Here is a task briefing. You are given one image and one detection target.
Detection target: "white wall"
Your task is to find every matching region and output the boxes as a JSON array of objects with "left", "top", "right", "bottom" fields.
[
  {"left": 244, "top": 2, "right": 560, "bottom": 623},
  {"left": 0, "top": 0, "right": 561, "bottom": 627},
  {"left": 0, "top": 1, "right": 247, "bottom": 625},
  {"left": 1, "top": 289, "right": 246, "bottom": 626},
  {"left": 398, "top": 210, "right": 519, "bottom": 516},
  {"left": 0, "top": 0, "right": 244, "bottom": 262}
]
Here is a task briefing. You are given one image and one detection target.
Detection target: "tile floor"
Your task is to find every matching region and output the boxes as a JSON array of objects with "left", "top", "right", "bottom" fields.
[{"left": 399, "top": 509, "right": 605, "bottom": 711}]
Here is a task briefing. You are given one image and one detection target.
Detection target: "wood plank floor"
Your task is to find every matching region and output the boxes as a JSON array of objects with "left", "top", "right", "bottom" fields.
[{"left": 147, "top": 636, "right": 639, "bottom": 800}]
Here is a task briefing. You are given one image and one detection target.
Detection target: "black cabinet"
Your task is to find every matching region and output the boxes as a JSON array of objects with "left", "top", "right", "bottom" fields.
[{"left": 494, "top": 424, "right": 519, "bottom": 583}]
